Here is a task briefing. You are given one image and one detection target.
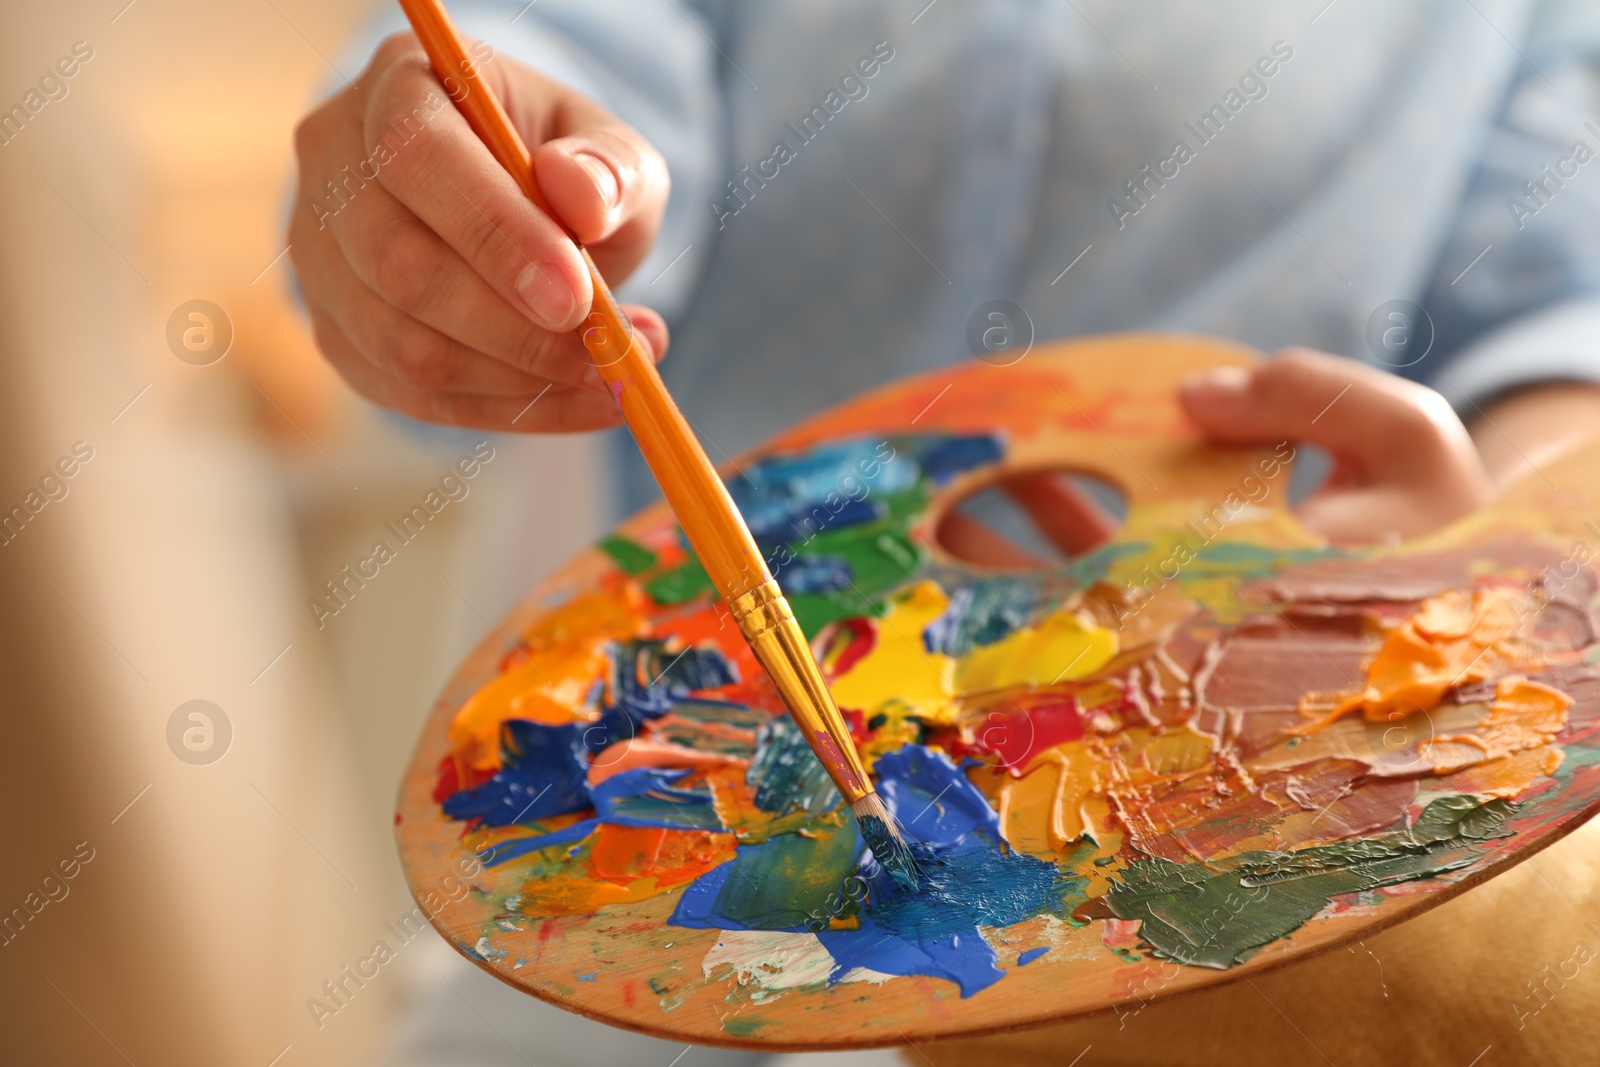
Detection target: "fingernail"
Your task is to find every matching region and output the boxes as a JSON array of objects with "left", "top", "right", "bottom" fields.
[
  {"left": 581, "top": 364, "right": 604, "bottom": 390},
  {"left": 516, "top": 261, "right": 576, "bottom": 330},
  {"left": 1182, "top": 366, "right": 1251, "bottom": 408},
  {"left": 574, "top": 151, "right": 619, "bottom": 211}
]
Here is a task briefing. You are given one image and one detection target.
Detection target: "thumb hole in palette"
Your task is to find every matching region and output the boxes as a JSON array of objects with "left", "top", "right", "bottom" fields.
[{"left": 934, "top": 469, "right": 1128, "bottom": 570}]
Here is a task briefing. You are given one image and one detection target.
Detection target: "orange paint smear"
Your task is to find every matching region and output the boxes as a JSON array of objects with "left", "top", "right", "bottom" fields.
[
  {"left": 1419, "top": 676, "right": 1571, "bottom": 777},
  {"left": 968, "top": 726, "right": 1217, "bottom": 861},
  {"left": 518, "top": 825, "right": 736, "bottom": 916},
  {"left": 1434, "top": 745, "right": 1565, "bottom": 799},
  {"left": 1300, "top": 587, "right": 1545, "bottom": 728},
  {"left": 463, "top": 810, "right": 591, "bottom": 857},
  {"left": 449, "top": 580, "right": 651, "bottom": 774},
  {"left": 702, "top": 764, "right": 842, "bottom": 843},
  {"left": 766, "top": 362, "right": 1188, "bottom": 452},
  {"left": 587, "top": 738, "right": 747, "bottom": 787}
]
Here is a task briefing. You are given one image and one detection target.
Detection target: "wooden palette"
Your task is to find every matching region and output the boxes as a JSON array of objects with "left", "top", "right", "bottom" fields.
[{"left": 396, "top": 333, "right": 1600, "bottom": 1050}]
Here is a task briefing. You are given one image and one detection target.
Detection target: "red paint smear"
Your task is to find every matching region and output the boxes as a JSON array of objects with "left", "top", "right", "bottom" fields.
[
  {"left": 496, "top": 644, "right": 528, "bottom": 674},
  {"left": 953, "top": 693, "right": 1084, "bottom": 776},
  {"left": 433, "top": 753, "right": 493, "bottom": 804},
  {"left": 843, "top": 708, "right": 870, "bottom": 745},
  {"left": 825, "top": 617, "right": 877, "bottom": 679},
  {"left": 621, "top": 979, "right": 637, "bottom": 1008},
  {"left": 393, "top": 812, "right": 403, "bottom": 825}
]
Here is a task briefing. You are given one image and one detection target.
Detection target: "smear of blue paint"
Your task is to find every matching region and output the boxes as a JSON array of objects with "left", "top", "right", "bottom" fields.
[
  {"left": 478, "top": 818, "right": 600, "bottom": 867},
  {"left": 599, "top": 639, "right": 739, "bottom": 741},
  {"left": 872, "top": 746, "right": 1003, "bottom": 848},
  {"left": 914, "top": 434, "right": 1004, "bottom": 482},
  {"left": 669, "top": 745, "right": 1077, "bottom": 998},
  {"left": 728, "top": 438, "right": 909, "bottom": 545},
  {"left": 443, "top": 720, "right": 591, "bottom": 827},
  {"left": 773, "top": 552, "right": 854, "bottom": 595},
  {"left": 444, "top": 640, "right": 741, "bottom": 830},
  {"left": 923, "top": 579, "right": 1039, "bottom": 656},
  {"left": 592, "top": 768, "right": 725, "bottom": 831},
  {"left": 576, "top": 972, "right": 598, "bottom": 982},
  {"left": 1018, "top": 947, "right": 1050, "bottom": 966}
]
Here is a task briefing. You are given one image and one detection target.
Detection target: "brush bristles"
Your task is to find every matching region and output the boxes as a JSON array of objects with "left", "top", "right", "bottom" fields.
[{"left": 851, "top": 792, "right": 923, "bottom": 892}]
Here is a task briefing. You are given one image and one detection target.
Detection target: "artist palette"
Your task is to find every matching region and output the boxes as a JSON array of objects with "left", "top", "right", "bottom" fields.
[{"left": 396, "top": 334, "right": 1600, "bottom": 1049}]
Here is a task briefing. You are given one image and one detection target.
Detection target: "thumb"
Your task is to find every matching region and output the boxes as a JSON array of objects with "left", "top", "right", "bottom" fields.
[{"left": 1179, "top": 348, "right": 1490, "bottom": 541}]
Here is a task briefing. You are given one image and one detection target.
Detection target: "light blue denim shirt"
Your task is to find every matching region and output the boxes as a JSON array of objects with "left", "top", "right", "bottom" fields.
[{"left": 351, "top": 0, "right": 1600, "bottom": 511}]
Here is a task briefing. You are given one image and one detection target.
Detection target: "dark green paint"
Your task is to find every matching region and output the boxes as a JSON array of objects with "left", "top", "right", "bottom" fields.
[{"left": 1105, "top": 797, "right": 1517, "bottom": 969}]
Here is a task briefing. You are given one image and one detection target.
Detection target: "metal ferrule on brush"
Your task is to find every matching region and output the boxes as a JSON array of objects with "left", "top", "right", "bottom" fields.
[{"left": 729, "top": 578, "right": 873, "bottom": 803}]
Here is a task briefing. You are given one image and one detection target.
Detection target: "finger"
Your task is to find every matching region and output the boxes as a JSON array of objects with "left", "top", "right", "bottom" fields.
[
  {"left": 1000, "top": 474, "right": 1121, "bottom": 557},
  {"left": 935, "top": 512, "right": 1051, "bottom": 569},
  {"left": 297, "top": 227, "right": 573, "bottom": 397},
  {"left": 1180, "top": 348, "right": 1491, "bottom": 541},
  {"left": 533, "top": 121, "right": 669, "bottom": 278},
  {"left": 1295, "top": 486, "right": 1428, "bottom": 544},
  {"left": 620, "top": 304, "right": 670, "bottom": 363},
  {"left": 318, "top": 168, "right": 604, "bottom": 387},
  {"left": 363, "top": 35, "right": 592, "bottom": 332},
  {"left": 1179, "top": 349, "right": 1479, "bottom": 485},
  {"left": 310, "top": 309, "right": 624, "bottom": 433}
]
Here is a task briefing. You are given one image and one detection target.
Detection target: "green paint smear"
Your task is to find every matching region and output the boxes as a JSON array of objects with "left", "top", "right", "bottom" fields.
[
  {"left": 597, "top": 534, "right": 658, "bottom": 575},
  {"left": 605, "top": 788, "right": 725, "bottom": 831},
  {"left": 876, "top": 485, "right": 931, "bottom": 520},
  {"left": 787, "top": 521, "right": 925, "bottom": 636},
  {"left": 644, "top": 513, "right": 924, "bottom": 630},
  {"left": 668, "top": 698, "right": 774, "bottom": 731},
  {"left": 1106, "top": 796, "right": 1516, "bottom": 969},
  {"left": 652, "top": 720, "right": 757, "bottom": 758},
  {"left": 645, "top": 556, "right": 714, "bottom": 605},
  {"left": 709, "top": 817, "right": 864, "bottom": 929},
  {"left": 788, "top": 591, "right": 871, "bottom": 637},
  {"left": 749, "top": 718, "right": 841, "bottom": 818},
  {"left": 721, "top": 1015, "right": 770, "bottom": 1038},
  {"left": 805, "top": 520, "right": 922, "bottom": 588}
]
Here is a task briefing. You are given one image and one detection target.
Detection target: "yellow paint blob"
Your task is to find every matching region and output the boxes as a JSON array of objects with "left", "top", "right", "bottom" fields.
[
  {"left": 828, "top": 581, "right": 956, "bottom": 722},
  {"left": 955, "top": 608, "right": 1118, "bottom": 695},
  {"left": 828, "top": 581, "right": 1119, "bottom": 729}
]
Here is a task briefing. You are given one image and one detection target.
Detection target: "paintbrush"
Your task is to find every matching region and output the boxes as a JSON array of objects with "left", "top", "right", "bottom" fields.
[{"left": 395, "top": 0, "right": 921, "bottom": 890}]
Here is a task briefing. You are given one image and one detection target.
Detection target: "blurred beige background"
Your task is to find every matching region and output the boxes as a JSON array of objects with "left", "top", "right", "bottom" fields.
[{"left": 0, "top": 2, "right": 609, "bottom": 1064}]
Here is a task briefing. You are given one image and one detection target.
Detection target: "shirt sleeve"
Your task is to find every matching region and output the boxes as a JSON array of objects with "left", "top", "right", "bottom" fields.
[
  {"left": 1408, "top": 0, "right": 1600, "bottom": 412},
  {"left": 345, "top": 0, "right": 729, "bottom": 322}
]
